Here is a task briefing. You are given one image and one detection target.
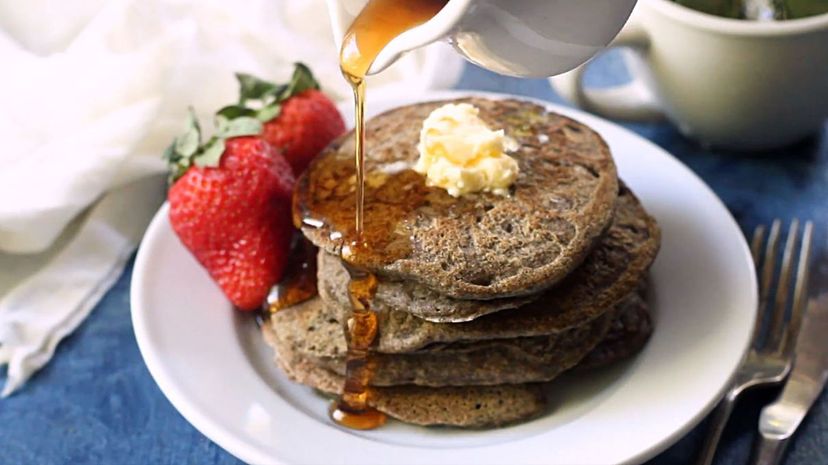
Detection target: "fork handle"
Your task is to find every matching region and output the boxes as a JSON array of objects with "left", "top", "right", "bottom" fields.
[
  {"left": 750, "top": 433, "right": 791, "bottom": 465},
  {"left": 696, "top": 389, "right": 739, "bottom": 465}
]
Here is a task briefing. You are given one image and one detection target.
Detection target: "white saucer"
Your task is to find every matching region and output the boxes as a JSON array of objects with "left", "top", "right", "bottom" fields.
[{"left": 131, "top": 91, "right": 757, "bottom": 465}]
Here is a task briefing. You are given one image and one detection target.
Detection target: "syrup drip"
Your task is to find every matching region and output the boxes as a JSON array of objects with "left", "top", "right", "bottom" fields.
[
  {"left": 328, "top": 267, "right": 387, "bottom": 430},
  {"left": 330, "top": 0, "right": 448, "bottom": 429},
  {"left": 295, "top": 157, "right": 435, "bottom": 268},
  {"left": 264, "top": 237, "right": 319, "bottom": 315}
]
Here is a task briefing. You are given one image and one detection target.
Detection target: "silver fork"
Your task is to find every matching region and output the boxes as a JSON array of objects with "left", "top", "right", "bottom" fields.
[{"left": 696, "top": 219, "right": 814, "bottom": 465}]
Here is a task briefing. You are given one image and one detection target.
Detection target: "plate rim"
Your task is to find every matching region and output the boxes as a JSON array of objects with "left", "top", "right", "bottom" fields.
[
  {"left": 131, "top": 89, "right": 757, "bottom": 465},
  {"left": 131, "top": 202, "right": 291, "bottom": 465}
]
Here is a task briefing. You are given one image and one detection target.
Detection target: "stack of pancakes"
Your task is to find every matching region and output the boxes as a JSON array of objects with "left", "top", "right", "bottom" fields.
[{"left": 263, "top": 98, "right": 661, "bottom": 428}]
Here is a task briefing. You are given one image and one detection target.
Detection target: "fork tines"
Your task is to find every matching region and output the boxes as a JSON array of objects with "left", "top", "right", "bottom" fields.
[{"left": 750, "top": 219, "right": 814, "bottom": 355}]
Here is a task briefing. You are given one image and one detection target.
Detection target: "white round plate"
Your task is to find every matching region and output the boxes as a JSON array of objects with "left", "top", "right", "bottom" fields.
[{"left": 131, "top": 91, "right": 757, "bottom": 465}]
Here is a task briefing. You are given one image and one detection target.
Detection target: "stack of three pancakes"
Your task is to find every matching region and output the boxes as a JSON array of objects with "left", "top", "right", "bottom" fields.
[{"left": 264, "top": 98, "right": 661, "bottom": 428}]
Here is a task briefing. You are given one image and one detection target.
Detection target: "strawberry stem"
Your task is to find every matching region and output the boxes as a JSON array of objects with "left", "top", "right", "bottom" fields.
[
  {"left": 223, "top": 63, "right": 321, "bottom": 124},
  {"left": 164, "top": 108, "right": 263, "bottom": 183},
  {"left": 164, "top": 63, "right": 321, "bottom": 183}
]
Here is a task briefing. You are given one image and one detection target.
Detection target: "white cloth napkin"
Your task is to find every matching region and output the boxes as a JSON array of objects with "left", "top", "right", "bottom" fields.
[{"left": 0, "top": 0, "right": 463, "bottom": 396}]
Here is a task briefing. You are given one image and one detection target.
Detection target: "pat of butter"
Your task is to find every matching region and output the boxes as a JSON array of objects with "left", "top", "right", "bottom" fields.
[{"left": 415, "top": 103, "right": 519, "bottom": 197}]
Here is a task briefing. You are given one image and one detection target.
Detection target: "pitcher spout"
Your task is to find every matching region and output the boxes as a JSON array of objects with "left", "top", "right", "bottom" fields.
[{"left": 326, "top": 0, "right": 470, "bottom": 75}]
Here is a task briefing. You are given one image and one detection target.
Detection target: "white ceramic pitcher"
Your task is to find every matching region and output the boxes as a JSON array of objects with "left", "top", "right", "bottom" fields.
[{"left": 327, "top": 0, "right": 638, "bottom": 78}]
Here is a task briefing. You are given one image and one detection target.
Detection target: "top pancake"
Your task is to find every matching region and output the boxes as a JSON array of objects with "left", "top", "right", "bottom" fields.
[
  {"left": 315, "top": 185, "right": 660, "bottom": 353},
  {"left": 294, "top": 97, "right": 618, "bottom": 299}
]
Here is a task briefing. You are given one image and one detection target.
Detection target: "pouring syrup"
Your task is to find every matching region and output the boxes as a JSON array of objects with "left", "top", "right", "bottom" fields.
[{"left": 332, "top": 0, "right": 448, "bottom": 430}]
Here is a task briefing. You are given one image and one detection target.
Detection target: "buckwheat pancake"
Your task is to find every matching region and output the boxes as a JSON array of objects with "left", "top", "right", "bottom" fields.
[
  {"left": 263, "top": 322, "right": 548, "bottom": 427},
  {"left": 268, "top": 295, "right": 616, "bottom": 386},
  {"left": 295, "top": 97, "right": 618, "bottom": 299},
  {"left": 578, "top": 289, "right": 653, "bottom": 369},
  {"left": 262, "top": 292, "right": 650, "bottom": 426},
  {"left": 317, "top": 251, "right": 538, "bottom": 323},
  {"left": 317, "top": 184, "right": 659, "bottom": 332}
]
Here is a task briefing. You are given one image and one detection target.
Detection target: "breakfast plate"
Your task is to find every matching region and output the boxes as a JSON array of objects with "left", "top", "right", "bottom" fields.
[{"left": 131, "top": 90, "right": 757, "bottom": 465}]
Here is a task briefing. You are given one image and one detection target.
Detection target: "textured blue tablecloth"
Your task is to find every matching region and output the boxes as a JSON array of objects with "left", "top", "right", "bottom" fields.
[{"left": 2, "top": 54, "right": 827, "bottom": 465}]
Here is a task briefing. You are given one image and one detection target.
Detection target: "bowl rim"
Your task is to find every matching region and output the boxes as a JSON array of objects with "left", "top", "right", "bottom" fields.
[{"left": 646, "top": 0, "right": 828, "bottom": 36}]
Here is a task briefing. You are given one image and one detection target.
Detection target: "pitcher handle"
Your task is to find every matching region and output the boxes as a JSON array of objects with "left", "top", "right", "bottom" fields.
[{"left": 549, "top": 19, "right": 664, "bottom": 122}]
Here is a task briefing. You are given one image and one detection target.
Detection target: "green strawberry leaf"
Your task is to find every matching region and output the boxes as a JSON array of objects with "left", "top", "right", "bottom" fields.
[
  {"left": 164, "top": 141, "right": 192, "bottom": 183},
  {"left": 216, "top": 104, "right": 257, "bottom": 120},
  {"left": 167, "top": 160, "right": 190, "bottom": 183},
  {"left": 162, "top": 142, "right": 177, "bottom": 164},
  {"left": 232, "top": 63, "right": 320, "bottom": 122},
  {"left": 277, "top": 62, "right": 320, "bottom": 100},
  {"left": 164, "top": 109, "right": 254, "bottom": 182},
  {"left": 236, "top": 73, "right": 280, "bottom": 104},
  {"left": 194, "top": 137, "right": 226, "bottom": 168},
  {"left": 256, "top": 103, "right": 282, "bottom": 122},
  {"left": 216, "top": 115, "right": 263, "bottom": 139},
  {"left": 164, "top": 110, "right": 204, "bottom": 183},
  {"left": 174, "top": 109, "right": 201, "bottom": 157}
]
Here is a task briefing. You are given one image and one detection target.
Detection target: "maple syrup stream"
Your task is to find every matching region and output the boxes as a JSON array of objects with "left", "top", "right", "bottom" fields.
[
  {"left": 266, "top": 0, "right": 447, "bottom": 430},
  {"left": 331, "top": 0, "right": 448, "bottom": 429}
]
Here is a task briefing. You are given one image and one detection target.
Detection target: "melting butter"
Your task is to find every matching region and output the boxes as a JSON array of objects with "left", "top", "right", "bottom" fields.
[{"left": 415, "top": 103, "right": 519, "bottom": 197}]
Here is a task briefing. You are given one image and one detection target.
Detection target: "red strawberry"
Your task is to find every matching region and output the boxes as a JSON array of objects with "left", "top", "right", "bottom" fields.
[
  {"left": 164, "top": 111, "right": 295, "bottom": 310},
  {"left": 222, "top": 63, "right": 345, "bottom": 175},
  {"left": 262, "top": 88, "right": 345, "bottom": 174}
]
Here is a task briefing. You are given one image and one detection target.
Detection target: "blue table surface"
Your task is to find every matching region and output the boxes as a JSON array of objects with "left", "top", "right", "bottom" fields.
[{"left": 2, "top": 55, "right": 827, "bottom": 465}]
